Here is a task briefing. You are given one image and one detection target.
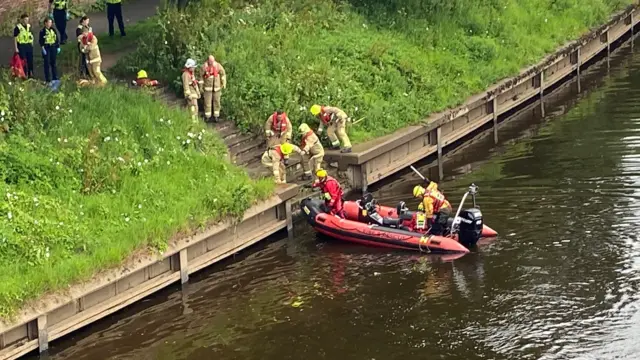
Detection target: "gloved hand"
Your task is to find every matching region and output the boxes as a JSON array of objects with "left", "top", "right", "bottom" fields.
[
  {"left": 283, "top": 158, "right": 289, "bottom": 166},
  {"left": 418, "top": 202, "right": 424, "bottom": 211},
  {"left": 317, "top": 128, "right": 323, "bottom": 134},
  {"left": 42, "top": 48, "right": 47, "bottom": 56},
  {"left": 66, "top": 12, "right": 71, "bottom": 20},
  {"left": 57, "top": 48, "right": 61, "bottom": 54},
  {"left": 265, "top": 130, "right": 274, "bottom": 137},
  {"left": 301, "top": 151, "right": 307, "bottom": 156},
  {"left": 49, "top": 12, "right": 54, "bottom": 18}
]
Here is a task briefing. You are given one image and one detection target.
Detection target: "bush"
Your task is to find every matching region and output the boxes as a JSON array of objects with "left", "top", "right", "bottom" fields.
[
  {"left": 0, "top": 72, "right": 274, "bottom": 318},
  {"left": 113, "top": 0, "right": 633, "bottom": 144}
]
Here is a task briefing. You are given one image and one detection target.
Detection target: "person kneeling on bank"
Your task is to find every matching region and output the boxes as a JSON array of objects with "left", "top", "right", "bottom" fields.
[
  {"left": 261, "top": 142, "right": 302, "bottom": 184},
  {"left": 413, "top": 182, "right": 451, "bottom": 236}
]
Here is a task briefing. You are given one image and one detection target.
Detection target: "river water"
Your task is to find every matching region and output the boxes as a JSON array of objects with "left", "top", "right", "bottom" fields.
[{"left": 31, "top": 39, "right": 640, "bottom": 360}]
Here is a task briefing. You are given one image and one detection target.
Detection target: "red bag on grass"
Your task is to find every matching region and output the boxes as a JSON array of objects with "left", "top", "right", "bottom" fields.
[{"left": 10, "top": 53, "right": 26, "bottom": 79}]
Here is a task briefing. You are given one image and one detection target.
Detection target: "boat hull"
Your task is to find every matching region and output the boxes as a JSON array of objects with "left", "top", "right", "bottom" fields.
[{"left": 301, "top": 199, "right": 471, "bottom": 253}]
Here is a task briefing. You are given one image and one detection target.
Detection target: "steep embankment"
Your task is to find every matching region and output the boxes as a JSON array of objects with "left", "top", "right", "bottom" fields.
[
  {"left": 0, "top": 74, "right": 274, "bottom": 318},
  {"left": 113, "top": 0, "right": 634, "bottom": 143}
]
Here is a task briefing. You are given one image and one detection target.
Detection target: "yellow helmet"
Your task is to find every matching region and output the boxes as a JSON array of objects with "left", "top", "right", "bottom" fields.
[
  {"left": 298, "top": 123, "right": 311, "bottom": 134},
  {"left": 310, "top": 104, "right": 322, "bottom": 116},
  {"left": 413, "top": 185, "right": 425, "bottom": 198},
  {"left": 316, "top": 169, "right": 327, "bottom": 178},
  {"left": 137, "top": 70, "right": 148, "bottom": 79},
  {"left": 280, "top": 143, "right": 294, "bottom": 155}
]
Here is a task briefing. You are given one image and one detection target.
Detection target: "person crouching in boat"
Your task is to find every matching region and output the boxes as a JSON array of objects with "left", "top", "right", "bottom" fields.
[
  {"left": 313, "top": 169, "right": 345, "bottom": 218},
  {"left": 413, "top": 181, "right": 452, "bottom": 236}
]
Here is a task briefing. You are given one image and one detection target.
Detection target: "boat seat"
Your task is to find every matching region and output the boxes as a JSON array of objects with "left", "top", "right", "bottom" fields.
[
  {"left": 382, "top": 217, "right": 403, "bottom": 227},
  {"left": 399, "top": 212, "right": 414, "bottom": 221}
]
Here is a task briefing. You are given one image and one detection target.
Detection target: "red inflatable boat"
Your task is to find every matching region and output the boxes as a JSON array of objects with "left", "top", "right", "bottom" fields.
[{"left": 300, "top": 184, "right": 497, "bottom": 254}]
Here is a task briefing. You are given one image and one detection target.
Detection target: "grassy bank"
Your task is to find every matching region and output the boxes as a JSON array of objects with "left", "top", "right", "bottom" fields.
[
  {"left": 0, "top": 72, "right": 274, "bottom": 319},
  {"left": 112, "top": 0, "right": 633, "bottom": 144}
]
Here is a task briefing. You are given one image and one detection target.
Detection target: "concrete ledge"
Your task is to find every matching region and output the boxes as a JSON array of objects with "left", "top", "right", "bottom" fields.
[
  {"left": 0, "top": 183, "right": 298, "bottom": 360},
  {"left": 324, "top": 5, "right": 638, "bottom": 191}
]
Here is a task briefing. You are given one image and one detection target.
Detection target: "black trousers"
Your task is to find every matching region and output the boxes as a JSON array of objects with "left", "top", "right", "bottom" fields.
[
  {"left": 17, "top": 44, "right": 34, "bottom": 78},
  {"left": 430, "top": 207, "right": 451, "bottom": 236},
  {"left": 53, "top": 9, "right": 67, "bottom": 43},
  {"left": 43, "top": 46, "right": 58, "bottom": 82},
  {"left": 78, "top": 51, "right": 89, "bottom": 77},
  {"left": 107, "top": 3, "right": 126, "bottom": 36}
]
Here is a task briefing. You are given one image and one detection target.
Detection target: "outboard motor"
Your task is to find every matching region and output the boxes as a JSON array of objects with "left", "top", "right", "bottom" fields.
[{"left": 457, "top": 208, "right": 483, "bottom": 247}]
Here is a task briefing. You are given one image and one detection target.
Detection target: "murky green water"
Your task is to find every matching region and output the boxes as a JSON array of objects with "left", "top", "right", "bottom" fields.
[{"left": 32, "top": 38, "right": 640, "bottom": 360}]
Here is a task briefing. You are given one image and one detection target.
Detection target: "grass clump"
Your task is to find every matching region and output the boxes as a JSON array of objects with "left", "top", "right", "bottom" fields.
[
  {"left": 0, "top": 71, "right": 274, "bottom": 319},
  {"left": 113, "top": 0, "right": 633, "bottom": 144}
]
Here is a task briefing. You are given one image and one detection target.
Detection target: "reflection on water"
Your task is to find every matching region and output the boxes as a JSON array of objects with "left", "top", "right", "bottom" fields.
[{"left": 30, "top": 36, "right": 640, "bottom": 360}]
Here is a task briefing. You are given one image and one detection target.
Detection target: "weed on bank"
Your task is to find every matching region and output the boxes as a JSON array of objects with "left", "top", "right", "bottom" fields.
[
  {"left": 0, "top": 73, "right": 273, "bottom": 319},
  {"left": 113, "top": 0, "right": 633, "bottom": 144}
]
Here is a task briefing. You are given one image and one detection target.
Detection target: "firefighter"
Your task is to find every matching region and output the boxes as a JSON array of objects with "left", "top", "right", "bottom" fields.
[
  {"left": 80, "top": 32, "right": 107, "bottom": 85},
  {"left": 264, "top": 110, "right": 292, "bottom": 147},
  {"left": 106, "top": 0, "right": 126, "bottom": 37},
  {"left": 309, "top": 104, "right": 352, "bottom": 153},
  {"left": 48, "top": 0, "right": 69, "bottom": 44},
  {"left": 313, "top": 169, "right": 345, "bottom": 217},
  {"left": 182, "top": 58, "right": 201, "bottom": 121},
  {"left": 261, "top": 142, "right": 301, "bottom": 184},
  {"left": 298, "top": 123, "right": 324, "bottom": 180},
  {"left": 13, "top": 14, "right": 34, "bottom": 79},
  {"left": 201, "top": 55, "right": 226, "bottom": 122},
  {"left": 76, "top": 16, "right": 91, "bottom": 77},
  {"left": 39, "top": 18, "right": 60, "bottom": 84},
  {"left": 413, "top": 182, "right": 452, "bottom": 236},
  {"left": 131, "top": 70, "right": 159, "bottom": 87}
]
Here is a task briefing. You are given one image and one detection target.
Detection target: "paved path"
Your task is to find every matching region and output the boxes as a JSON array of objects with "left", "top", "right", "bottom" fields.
[{"left": 0, "top": 0, "right": 161, "bottom": 80}]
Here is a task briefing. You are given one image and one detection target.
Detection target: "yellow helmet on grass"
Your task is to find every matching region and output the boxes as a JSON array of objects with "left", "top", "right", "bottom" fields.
[
  {"left": 280, "top": 143, "right": 294, "bottom": 155},
  {"left": 137, "top": 70, "right": 148, "bottom": 79},
  {"left": 316, "top": 169, "right": 327, "bottom": 178},
  {"left": 298, "top": 123, "right": 311, "bottom": 134},
  {"left": 310, "top": 104, "right": 321, "bottom": 116},
  {"left": 413, "top": 185, "right": 425, "bottom": 198}
]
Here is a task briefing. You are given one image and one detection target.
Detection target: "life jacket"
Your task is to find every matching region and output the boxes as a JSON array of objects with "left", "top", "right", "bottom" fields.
[
  {"left": 320, "top": 176, "right": 343, "bottom": 202},
  {"left": 81, "top": 32, "right": 94, "bottom": 45},
  {"left": 16, "top": 24, "right": 33, "bottom": 45},
  {"left": 300, "top": 130, "right": 315, "bottom": 149},
  {"left": 271, "top": 113, "right": 288, "bottom": 133},
  {"left": 183, "top": 68, "right": 198, "bottom": 88},
  {"left": 272, "top": 145, "right": 287, "bottom": 161},
  {"left": 414, "top": 212, "right": 427, "bottom": 230},
  {"left": 428, "top": 190, "right": 449, "bottom": 213},
  {"left": 43, "top": 28, "right": 57, "bottom": 46},
  {"left": 319, "top": 107, "right": 332, "bottom": 124},
  {"left": 203, "top": 64, "right": 219, "bottom": 79}
]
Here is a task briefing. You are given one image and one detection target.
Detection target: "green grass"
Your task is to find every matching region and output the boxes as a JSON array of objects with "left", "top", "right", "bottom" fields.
[
  {"left": 0, "top": 71, "right": 274, "bottom": 319},
  {"left": 111, "top": 0, "right": 634, "bottom": 144}
]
